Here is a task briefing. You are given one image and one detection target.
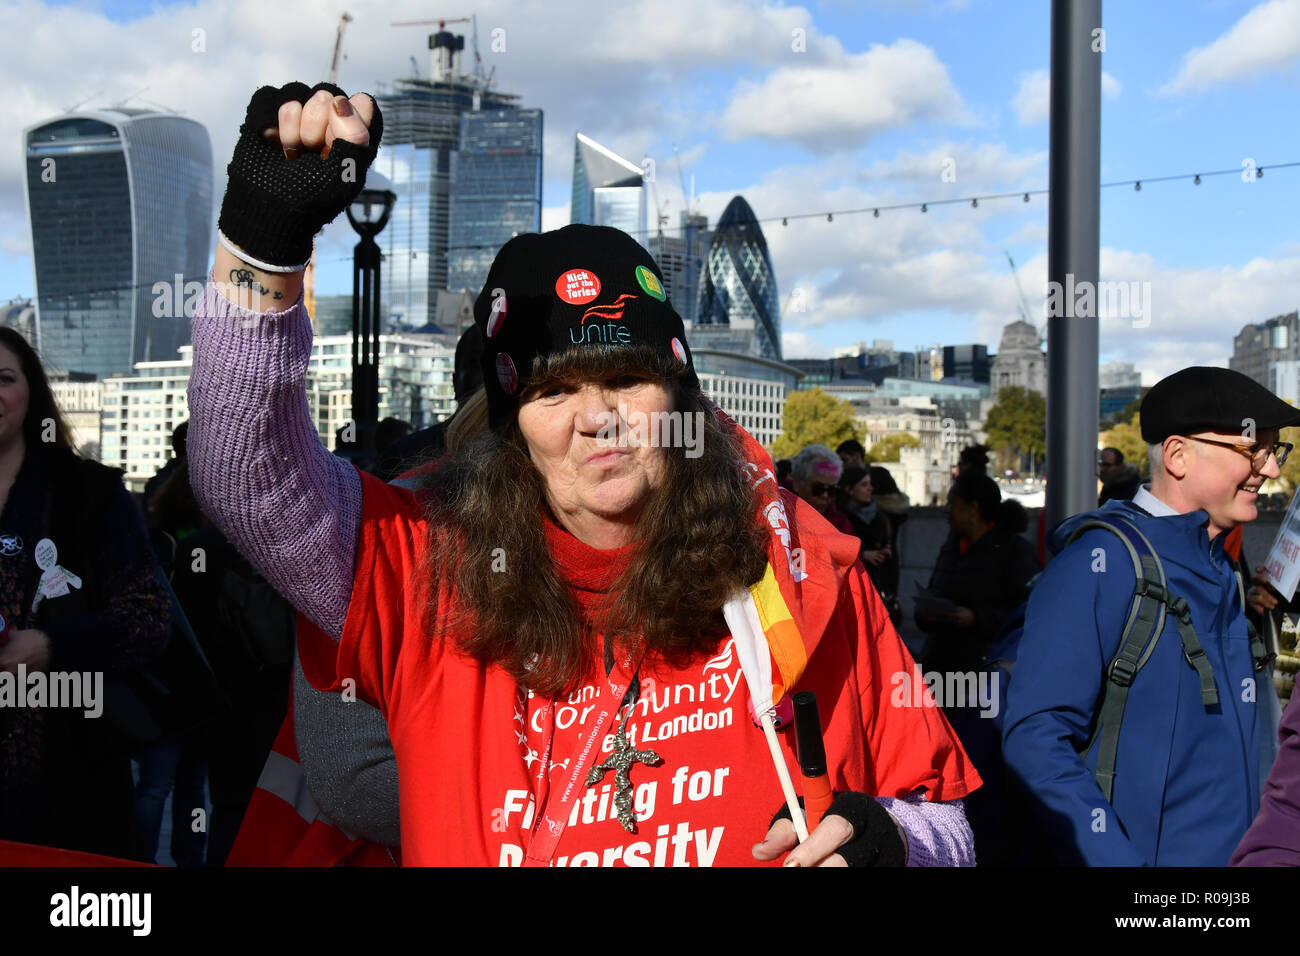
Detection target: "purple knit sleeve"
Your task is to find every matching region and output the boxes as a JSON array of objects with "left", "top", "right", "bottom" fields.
[
  {"left": 877, "top": 794, "right": 975, "bottom": 867},
  {"left": 187, "top": 275, "right": 360, "bottom": 639}
]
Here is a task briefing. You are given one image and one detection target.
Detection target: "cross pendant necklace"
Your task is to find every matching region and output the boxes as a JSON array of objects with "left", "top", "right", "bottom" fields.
[{"left": 586, "top": 679, "right": 661, "bottom": 833}]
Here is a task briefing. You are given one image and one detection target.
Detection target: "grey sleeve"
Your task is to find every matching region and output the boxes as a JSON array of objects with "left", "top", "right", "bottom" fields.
[{"left": 293, "top": 656, "right": 401, "bottom": 848}]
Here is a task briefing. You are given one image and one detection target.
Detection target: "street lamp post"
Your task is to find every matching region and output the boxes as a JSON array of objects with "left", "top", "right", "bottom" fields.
[
  {"left": 1046, "top": 0, "right": 1102, "bottom": 527},
  {"left": 345, "top": 170, "right": 396, "bottom": 463}
]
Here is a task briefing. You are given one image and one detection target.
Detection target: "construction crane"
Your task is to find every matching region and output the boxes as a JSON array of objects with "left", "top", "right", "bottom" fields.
[
  {"left": 648, "top": 178, "right": 670, "bottom": 237},
  {"left": 672, "top": 144, "right": 691, "bottom": 217},
  {"left": 328, "top": 12, "right": 353, "bottom": 84},
  {"left": 1004, "top": 251, "right": 1040, "bottom": 340}
]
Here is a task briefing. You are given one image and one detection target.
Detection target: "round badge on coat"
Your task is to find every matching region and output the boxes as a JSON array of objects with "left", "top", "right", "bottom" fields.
[
  {"left": 555, "top": 269, "right": 601, "bottom": 305},
  {"left": 487, "top": 292, "right": 508, "bottom": 337},
  {"left": 496, "top": 352, "right": 519, "bottom": 395},
  {"left": 0, "top": 534, "right": 21, "bottom": 556}
]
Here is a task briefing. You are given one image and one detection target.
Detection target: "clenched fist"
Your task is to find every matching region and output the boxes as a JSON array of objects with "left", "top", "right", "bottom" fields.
[{"left": 217, "top": 82, "right": 384, "bottom": 269}]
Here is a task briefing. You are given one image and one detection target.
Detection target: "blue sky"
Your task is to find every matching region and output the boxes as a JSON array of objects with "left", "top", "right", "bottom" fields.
[{"left": 2, "top": 0, "right": 1298, "bottom": 381}]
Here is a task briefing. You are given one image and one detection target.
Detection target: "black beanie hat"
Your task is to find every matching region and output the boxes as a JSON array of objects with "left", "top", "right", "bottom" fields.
[{"left": 473, "top": 224, "right": 698, "bottom": 428}]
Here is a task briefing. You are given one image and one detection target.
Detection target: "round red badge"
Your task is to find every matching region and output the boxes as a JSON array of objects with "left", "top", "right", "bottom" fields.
[
  {"left": 671, "top": 337, "right": 688, "bottom": 364},
  {"left": 496, "top": 353, "right": 518, "bottom": 395},
  {"left": 555, "top": 269, "right": 601, "bottom": 305}
]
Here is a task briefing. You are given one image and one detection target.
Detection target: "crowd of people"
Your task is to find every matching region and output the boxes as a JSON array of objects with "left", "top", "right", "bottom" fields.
[{"left": 3, "top": 80, "right": 1300, "bottom": 868}]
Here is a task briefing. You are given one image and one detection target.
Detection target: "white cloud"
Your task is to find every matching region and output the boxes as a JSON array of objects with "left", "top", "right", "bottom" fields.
[
  {"left": 586, "top": 0, "right": 826, "bottom": 66},
  {"left": 988, "top": 248, "right": 1300, "bottom": 380},
  {"left": 1012, "top": 68, "right": 1121, "bottom": 125},
  {"left": 1011, "top": 69, "right": 1050, "bottom": 126},
  {"left": 720, "top": 39, "right": 968, "bottom": 150},
  {"left": 861, "top": 141, "right": 1046, "bottom": 192},
  {"left": 1162, "top": 0, "right": 1300, "bottom": 95},
  {"left": 542, "top": 204, "right": 570, "bottom": 232},
  {"left": 781, "top": 331, "right": 832, "bottom": 358}
]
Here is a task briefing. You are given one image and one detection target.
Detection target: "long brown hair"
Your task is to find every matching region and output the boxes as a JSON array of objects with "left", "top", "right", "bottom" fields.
[
  {"left": 419, "top": 345, "right": 770, "bottom": 696},
  {"left": 0, "top": 327, "right": 74, "bottom": 451}
]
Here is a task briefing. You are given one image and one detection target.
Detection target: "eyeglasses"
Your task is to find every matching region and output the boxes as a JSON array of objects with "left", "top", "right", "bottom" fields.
[
  {"left": 806, "top": 482, "right": 835, "bottom": 497},
  {"left": 1184, "top": 436, "right": 1293, "bottom": 471}
]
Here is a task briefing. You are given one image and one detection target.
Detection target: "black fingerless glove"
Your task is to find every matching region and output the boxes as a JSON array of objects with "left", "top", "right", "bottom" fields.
[
  {"left": 771, "top": 791, "right": 907, "bottom": 867},
  {"left": 217, "top": 81, "right": 385, "bottom": 268}
]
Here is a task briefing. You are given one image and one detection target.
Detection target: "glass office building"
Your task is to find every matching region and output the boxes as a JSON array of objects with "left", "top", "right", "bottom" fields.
[
  {"left": 649, "top": 211, "right": 710, "bottom": 324},
  {"left": 447, "top": 108, "right": 543, "bottom": 298},
  {"left": 696, "top": 195, "right": 781, "bottom": 361},
  {"left": 570, "top": 133, "right": 646, "bottom": 245},
  {"left": 23, "top": 109, "right": 212, "bottom": 379},
  {"left": 375, "top": 50, "right": 520, "bottom": 328}
]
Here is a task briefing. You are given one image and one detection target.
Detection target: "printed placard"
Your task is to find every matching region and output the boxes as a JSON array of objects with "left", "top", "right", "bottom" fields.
[{"left": 1263, "top": 490, "right": 1300, "bottom": 600}]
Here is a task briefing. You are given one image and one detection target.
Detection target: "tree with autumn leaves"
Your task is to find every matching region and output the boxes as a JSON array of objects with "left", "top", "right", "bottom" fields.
[
  {"left": 772, "top": 388, "right": 861, "bottom": 459},
  {"left": 984, "top": 386, "right": 1046, "bottom": 471},
  {"left": 869, "top": 432, "right": 923, "bottom": 462}
]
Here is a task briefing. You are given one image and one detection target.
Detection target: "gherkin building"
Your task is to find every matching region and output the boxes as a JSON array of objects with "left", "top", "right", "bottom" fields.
[{"left": 696, "top": 196, "right": 780, "bottom": 361}]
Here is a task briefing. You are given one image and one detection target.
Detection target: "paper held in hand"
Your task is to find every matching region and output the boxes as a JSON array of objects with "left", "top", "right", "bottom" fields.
[{"left": 1261, "top": 490, "right": 1300, "bottom": 601}]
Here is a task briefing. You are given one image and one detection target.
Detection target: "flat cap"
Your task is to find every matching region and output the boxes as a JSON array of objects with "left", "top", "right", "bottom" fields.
[{"left": 1140, "top": 366, "right": 1300, "bottom": 443}]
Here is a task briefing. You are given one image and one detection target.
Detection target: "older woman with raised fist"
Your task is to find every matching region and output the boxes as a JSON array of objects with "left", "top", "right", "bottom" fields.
[{"left": 188, "top": 81, "right": 981, "bottom": 868}]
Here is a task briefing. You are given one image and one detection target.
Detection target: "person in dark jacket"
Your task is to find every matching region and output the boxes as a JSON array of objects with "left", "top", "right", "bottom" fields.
[
  {"left": 1098, "top": 446, "right": 1141, "bottom": 504},
  {"left": 838, "top": 466, "right": 897, "bottom": 604},
  {"left": 143, "top": 421, "right": 189, "bottom": 512},
  {"left": 0, "top": 328, "right": 170, "bottom": 859},
  {"left": 916, "top": 471, "right": 1039, "bottom": 680}
]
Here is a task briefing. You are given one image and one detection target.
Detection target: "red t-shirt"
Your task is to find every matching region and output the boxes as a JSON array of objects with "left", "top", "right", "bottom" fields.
[{"left": 298, "top": 471, "right": 980, "bottom": 866}]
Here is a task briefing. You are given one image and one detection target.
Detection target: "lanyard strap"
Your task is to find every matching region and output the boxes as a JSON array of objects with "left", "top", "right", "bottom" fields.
[{"left": 524, "top": 670, "right": 631, "bottom": 866}]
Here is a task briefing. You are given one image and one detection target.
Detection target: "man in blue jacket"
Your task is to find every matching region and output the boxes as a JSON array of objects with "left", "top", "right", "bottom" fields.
[{"left": 1003, "top": 367, "right": 1298, "bottom": 865}]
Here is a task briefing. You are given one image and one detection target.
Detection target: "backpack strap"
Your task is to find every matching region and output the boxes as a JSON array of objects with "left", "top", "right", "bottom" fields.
[
  {"left": 1163, "top": 591, "right": 1219, "bottom": 706},
  {"left": 1231, "top": 563, "right": 1276, "bottom": 672},
  {"left": 1065, "top": 518, "right": 1171, "bottom": 802}
]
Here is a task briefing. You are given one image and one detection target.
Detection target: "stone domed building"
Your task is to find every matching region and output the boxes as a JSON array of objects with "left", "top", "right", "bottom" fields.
[{"left": 991, "top": 320, "right": 1046, "bottom": 397}]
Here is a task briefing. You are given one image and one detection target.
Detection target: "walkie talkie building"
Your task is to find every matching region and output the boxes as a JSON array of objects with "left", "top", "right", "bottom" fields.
[{"left": 23, "top": 108, "right": 212, "bottom": 379}]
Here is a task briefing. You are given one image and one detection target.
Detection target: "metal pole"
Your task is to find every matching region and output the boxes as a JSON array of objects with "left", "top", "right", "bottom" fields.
[
  {"left": 350, "top": 245, "right": 361, "bottom": 460},
  {"left": 351, "top": 236, "right": 381, "bottom": 461},
  {"left": 1046, "top": 0, "right": 1102, "bottom": 529}
]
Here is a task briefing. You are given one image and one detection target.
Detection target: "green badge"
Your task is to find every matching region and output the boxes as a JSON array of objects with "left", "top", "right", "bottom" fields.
[{"left": 635, "top": 265, "right": 666, "bottom": 301}]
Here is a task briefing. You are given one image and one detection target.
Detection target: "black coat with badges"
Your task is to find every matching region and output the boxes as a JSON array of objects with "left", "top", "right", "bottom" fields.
[{"left": 0, "top": 443, "right": 170, "bottom": 859}]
